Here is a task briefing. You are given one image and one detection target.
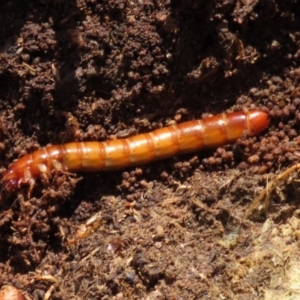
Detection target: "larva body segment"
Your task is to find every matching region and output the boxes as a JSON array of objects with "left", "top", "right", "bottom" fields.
[{"left": 2, "top": 110, "right": 269, "bottom": 192}]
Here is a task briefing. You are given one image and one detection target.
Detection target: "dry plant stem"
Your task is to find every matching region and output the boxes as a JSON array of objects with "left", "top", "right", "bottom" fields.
[
  {"left": 68, "top": 212, "right": 103, "bottom": 244},
  {"left": 245, "top": 163, "right": 300, "bottom": 219}
]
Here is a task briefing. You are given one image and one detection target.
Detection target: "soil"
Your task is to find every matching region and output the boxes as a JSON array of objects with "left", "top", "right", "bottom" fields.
[{"left": 1, "top": 0, "right": 300, "bottom": 299}]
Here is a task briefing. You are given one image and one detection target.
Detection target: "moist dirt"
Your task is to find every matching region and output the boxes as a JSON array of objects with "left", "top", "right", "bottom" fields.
[{"left": 1, "top": 1, "right": 300, "bottom": 299}]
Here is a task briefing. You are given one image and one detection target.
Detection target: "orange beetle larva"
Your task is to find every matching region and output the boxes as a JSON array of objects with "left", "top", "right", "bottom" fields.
[{"left": 2, "top": 110, "right": 269, "bottom": 193}]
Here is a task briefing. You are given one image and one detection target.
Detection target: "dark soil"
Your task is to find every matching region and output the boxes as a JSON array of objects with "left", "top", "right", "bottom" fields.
[{"left": 1, "top": 0, "right": 300, "bottom": 299}]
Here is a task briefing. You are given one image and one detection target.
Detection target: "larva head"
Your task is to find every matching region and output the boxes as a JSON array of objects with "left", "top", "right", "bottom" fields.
[
  {"left": 2, "top": 169, "right": 19, "bottom": 192},
  {"left": 247, "top": 110, "right": 269, "bottom": 135}
]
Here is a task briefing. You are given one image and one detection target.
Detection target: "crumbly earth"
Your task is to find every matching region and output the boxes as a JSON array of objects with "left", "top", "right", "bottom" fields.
[{"left": 1, "top": 1, "right": 300, "bottom": 299}]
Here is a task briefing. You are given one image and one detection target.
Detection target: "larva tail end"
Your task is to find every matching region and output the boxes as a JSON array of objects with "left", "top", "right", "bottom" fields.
[{"left": 248, "top": 110, "right": 269, "bottom": 135}]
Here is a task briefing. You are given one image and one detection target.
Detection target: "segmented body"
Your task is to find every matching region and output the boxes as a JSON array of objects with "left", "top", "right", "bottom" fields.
[{"left": 2, "top": 110, "right": 269, "bottom": 192}]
